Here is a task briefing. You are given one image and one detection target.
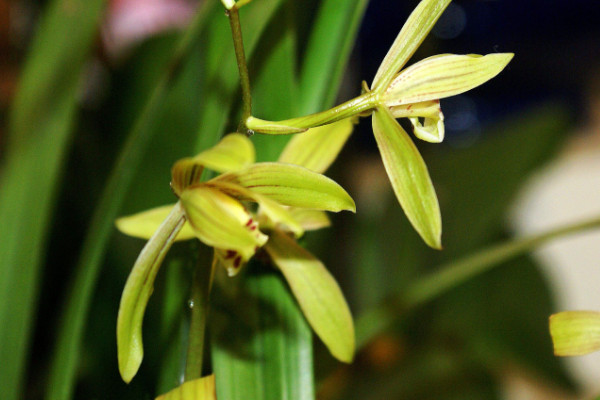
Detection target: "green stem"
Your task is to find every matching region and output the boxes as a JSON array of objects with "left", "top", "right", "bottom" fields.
[
  {"left": 185, "top": 253, "right": 217, "bottom": 381},
  {"left": 246, "top": 91, "right": 379, "bottom": 134},
  {"left": 227, "top": 5, "right": 253, "bottom": 133},
  {"left": 355, "top": 214, "right": 600, "bottom": 349}
]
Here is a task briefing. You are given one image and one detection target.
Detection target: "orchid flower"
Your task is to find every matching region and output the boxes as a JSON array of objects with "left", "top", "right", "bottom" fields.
[
  {"left": 115, "top": 131, "right": 355, "bottom": 382},
  {"left": 550, "top": 311, "right": 600, "bottom": 356},
  {"left": 247, "top": 0, "right": 513, "bottom": 249}
]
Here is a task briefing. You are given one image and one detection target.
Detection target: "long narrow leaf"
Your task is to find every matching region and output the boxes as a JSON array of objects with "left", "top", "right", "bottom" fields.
[
  {"left": 44, "top": 4, "right": 216, "bottom": 399},
  {"left": 299, "top": 0, "right": 370, "bottom": 114},
  {"left": 0, "top": 1, "right": 104, "bottom": 399}
]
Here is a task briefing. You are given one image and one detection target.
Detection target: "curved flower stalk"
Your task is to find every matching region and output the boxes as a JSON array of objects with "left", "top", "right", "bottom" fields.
[
  {"left": 247, "top": 0, "right": 513, "bottom": 249},
  {"left": 115, "top": 132, "right": 356, "bottom": 382}
]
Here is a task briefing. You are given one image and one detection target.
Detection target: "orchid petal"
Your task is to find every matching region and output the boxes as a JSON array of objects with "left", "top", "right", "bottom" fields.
[
  {"left": 214, "top": 248, "right": 248, "bottom": 277},
  {"left": 155, "top": 375, "right": 216, "bottom": 400},
  {"left": 180, "top": 186, "right": 267, "bottom": 262},
  {"left": 278, "top": 118, "right": 354, "bottom": 173},
  {"left": 117, "top": 203, "right": 186, "bottom": 383},
  {"left": 208, "top": 180, "right": 304, "bottom": 237},
  {"left": 384, "top": 53, "right": 514, "bottom": 106},
  {"left": 116, "top": 204, "right": 195, "bottom": 241},
  {"left": 390, "top": 100, "right": 445, "bottom": 143},
  {"left": 550, "top": 311, "right": 600, "bottom": 356},
  {"left": 171, "top": 134, "right": 255, "bottom": 195},
  {"left": 213, "top": 162, "right": 356, "bottom": 213},
  {"left": 372, "top": 107, "right": 441, "bottom": 248},
  {"left": 372, "top": 0, "right": 451, "bottom": 91},
  {"left": 288, "top": 208, "right": 331, "bottom": 232},
  {"left": 266, "top": 229, "right": 355, "bottom": 363}
]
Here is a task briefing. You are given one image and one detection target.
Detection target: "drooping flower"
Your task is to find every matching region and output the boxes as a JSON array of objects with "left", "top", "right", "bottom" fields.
[
  {"left": 246, "top": 0, "right": 512, "bottom": 250},
  {"left": 115, "top": 132, "right": 356, "bottom": 382}
]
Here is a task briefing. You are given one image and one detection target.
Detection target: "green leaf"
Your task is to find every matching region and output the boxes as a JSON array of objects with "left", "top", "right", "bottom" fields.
[
  {"left": 266, "top": 230, "right": 355, "bottom": 363},
  {"left": 384, "top": 53, "right": 514, "bottom": 106},
  {"left": 211, "top": 266, "right": 314, "bottom": 400},
  {"left": 371, "top": 107, "right": 441, "bottom": 249},
  {"left": 116, "top": 204, "right": 196, "bottom": 241},
  {"left": 371, "top": 0, "right": 451, "bottom": 91},
  {"left": 156, "top": 375, "right": 216, "bottom": 400},
  {"left": 117, "top": 203, "right": 186, "bottom": 383},
  {"left": 298, "top": 0, "right": 370, "bottom": 114},
  {"left": 45, "top": 4, "right": 217, "bottom": 399},
  {"left": 550, "top": 311, "right": 600, "bottom": 356},
  {"left": 278, "top": 118, "right": 354, "bottom": 173},
  {"left": 0, "top": 0, "right": 104, "bottom": 398},
  {"left": 248, "top": 5, "right": 301, "bottom": 161},
  {"left": 214, "top": 162, "right": 356, "bottom": 213}
]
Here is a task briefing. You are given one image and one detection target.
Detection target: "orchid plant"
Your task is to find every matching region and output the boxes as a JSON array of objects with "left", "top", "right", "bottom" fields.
[{"left": 115, "top": 0, "right": 512, "bottom": 398}]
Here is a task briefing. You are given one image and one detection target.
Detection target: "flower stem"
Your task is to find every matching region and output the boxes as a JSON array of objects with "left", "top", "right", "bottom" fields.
[
  {"left": 246, "top": 91, "right": 379, "bottom": 134},
  {"left": 184, "top": 252, "right": 217, "bottom": 381},
  {"left": 227, "top": 5, "right": 253, "bottom": 133}
]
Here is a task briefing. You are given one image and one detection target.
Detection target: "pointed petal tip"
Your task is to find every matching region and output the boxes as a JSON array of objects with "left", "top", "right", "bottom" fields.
[
  {"left": 118, "top": 353, "right": 141, "bottom": 384},
  {"left": 424, "top": 233, "right": 442, "bottom": 250},
  {"left": 334, "top": 347, "right": 355, "bottom": 364}
]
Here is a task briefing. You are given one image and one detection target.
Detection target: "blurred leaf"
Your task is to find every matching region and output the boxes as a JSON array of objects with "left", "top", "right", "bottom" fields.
[
  {"left": 298, "top": 0, "right": 370, "bottom": 113},
  {"left": 0, "top": 0, "right": 104, "bottom": 399},
  {"left": 429, "top": 104, "right": 570, "bottom": 256},
  {"left": 45, "top": 4, "right": 216, "bottom": 399},
  {"left": 249, "top": 4, "right": 299, "bottom": 162},
  {"left": 433, "top": 254, "right": 575, "bottom": 389},
  {"left": 355, "top": 213, "right": 600, "bottom": 350}
]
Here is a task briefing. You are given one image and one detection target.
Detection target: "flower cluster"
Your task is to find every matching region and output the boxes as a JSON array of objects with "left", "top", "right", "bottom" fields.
[{"left": 116, "top": 121, "right": 356, "bottom": 382}]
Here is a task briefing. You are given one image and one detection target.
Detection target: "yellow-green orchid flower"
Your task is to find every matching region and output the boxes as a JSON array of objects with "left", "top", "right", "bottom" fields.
[
  {"left": 369, "top": 0, "right": 512, "bottom": 249},
  {"left": 115, "top": 133, "right": 355, "bottom": 383},
  {"left": 247, "top": 0, "right": 512, "bottom": 250},
  {"left": 550, "top": 311, "right": 600, "bottom": 356},
  {"left": 116, "top": 131, "right": 356, "bottom": 381}
]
